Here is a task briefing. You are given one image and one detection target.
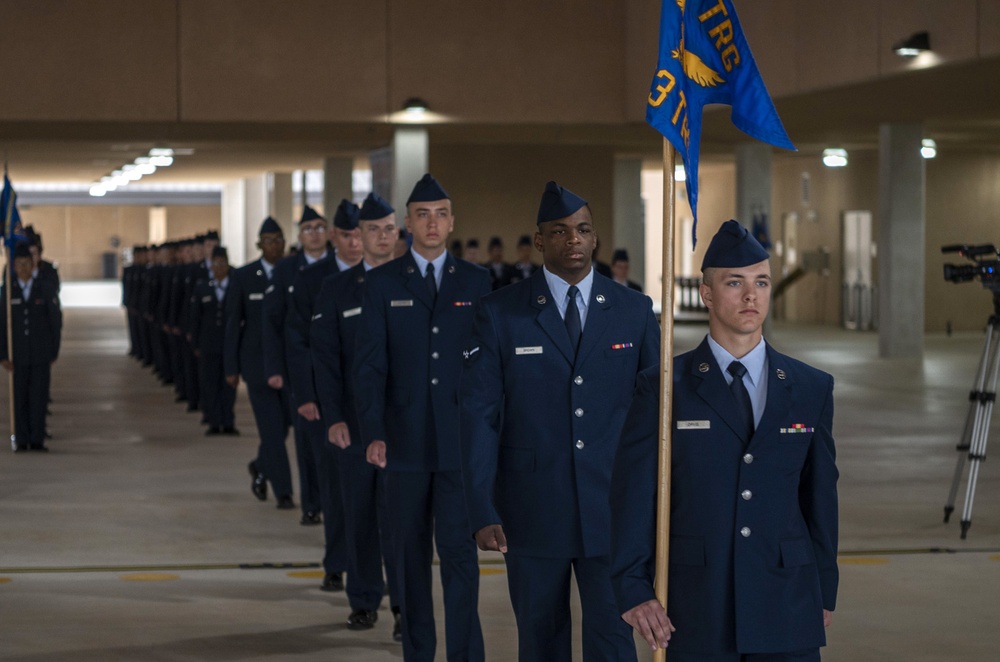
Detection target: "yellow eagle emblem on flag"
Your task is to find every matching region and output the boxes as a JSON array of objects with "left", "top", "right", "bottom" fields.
[{"left": 671, "top": 0, "right": 725, "bottom": 88}]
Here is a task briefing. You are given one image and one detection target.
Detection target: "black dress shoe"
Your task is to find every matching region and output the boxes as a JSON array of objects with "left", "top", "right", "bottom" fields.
[
  {"left": 248, "top": 461, "right": 267, "bottom": 501},
  {"left": 346, "top": 608, "right": 377, "bottom": 630},
  {"left": 275, "top": 495, "right": 296, "bottom": 510},
  {"left": 300, "top": 511, "right": 322, "bottom": 526},
  {"left": 320, "top": 572, "right": 344, "bottom": 592},
  {"left": 175, "top": 395, "right": 187, "bottom": 403},
  {"left": 187, "top": 404, "right": 199, "bottom": 412},
  {"left": 222, "top": 426, "right": 240, "bottom": 436},
  {"left": 205, "top": 427, "right": 222, "bottom": 436},
  {"left": 12, "top": 444, "right": 28, "bottom": 453},
  {"left": 392, "top": 611, "right": 402, "bottom": 642}
]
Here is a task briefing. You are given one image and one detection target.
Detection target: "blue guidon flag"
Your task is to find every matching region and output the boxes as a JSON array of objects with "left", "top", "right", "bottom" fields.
[
  {"left": 647, "top": 0, "right": 795, "bottom": 246},
  {"left": 1, "top": 173, "right": 25, "bottom": 249}
]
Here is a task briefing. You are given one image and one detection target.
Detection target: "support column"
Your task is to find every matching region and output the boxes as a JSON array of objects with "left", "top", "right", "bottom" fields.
[
  {"left": 735, "top": 142, "right": 773, "bottom": 335},
  {"left": 270, "top": 172, "right": 294, "bottom": 237},
  {"left": 390, "top": 127, "right": 429, "bottom": 215},
  {"left": 323, "top": 157, "right": 354, "bottom": 216},
  {"left": 221, "top": 180, "right": 247, "bottom": 266},
  {"left": 878, "top": 122, "right": 925, "bottom": 358},
  {"left": 613, "top": 158, "right": 645, "bottom": 288}
]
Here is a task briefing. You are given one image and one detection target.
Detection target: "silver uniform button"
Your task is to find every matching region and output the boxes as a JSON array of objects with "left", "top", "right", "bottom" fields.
[
  {"left": 741, "top": 527, "right": 751, "bottom": 538},
  {"left": 743, "top": 453, "right": 754, "bottom": 464},
  {"left": 575, "top": 440, "right": 585, "bottom": 449},
  {"left": 431, "top": 352, "right": 439, "bottom": 359},
  {"left": 574, "top": 376, "right": 583, "bottom": 385},
  {"left": 431, "top": 378, "right": 439, "bottom": 386},
  {"left": 431, "top": 326, "right": 439, "bottom": 334},
  {"left": 574, "top": 408, "right": 584, "bottom": 418},
  {"left": 741, "top": 490, "right": 752, "bottom": 500}
]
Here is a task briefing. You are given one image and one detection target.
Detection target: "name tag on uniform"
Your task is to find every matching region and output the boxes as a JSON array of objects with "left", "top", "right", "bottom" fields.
[
  {"left": 11, "top": 298, "right": 22, "bottom": 305},
  {"left": 677, "top": 420, "right": 711, "bottom": 430},
  {"left": 201, "top": 295, "right": 212, "bottom": 303},
  {"left": 515, "top": 346, "right": 543, "bottom": 355},
  {"left": 312, "top": 313, "right": 323, "bottom": 321},
  {"left": 249, "top": 293, "right": 264, "bottom": 301},
  {"left": 343, "top": 306, "right": 362, "bottom": 318},
  {"left": 390, "top": 299, "right": 413, "bottom": 307}
]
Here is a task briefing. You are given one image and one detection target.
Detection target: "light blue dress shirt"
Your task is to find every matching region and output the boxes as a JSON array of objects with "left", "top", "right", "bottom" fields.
[
  {"left": 542, "top": 266, "right": 593, "bottom": 329},
  {"left": 707, "top": 335, "right": 768, "bottom": 428},
  {"left": 410, "top": 248, "right": 447, "bottom": 291}
]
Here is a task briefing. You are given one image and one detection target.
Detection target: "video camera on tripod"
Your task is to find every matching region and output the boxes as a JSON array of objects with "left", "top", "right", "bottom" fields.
[
  {"left": 942, "top": 243, "right": 1000, "bottom": 293},
  {"left": 941, "top": 243, "right": 1000, "bottom": 538}
]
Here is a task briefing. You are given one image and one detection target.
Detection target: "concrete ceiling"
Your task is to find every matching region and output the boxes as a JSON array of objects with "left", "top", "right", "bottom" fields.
[{"left": 3, "top": 54, "right": 1000, "bottom": 188}]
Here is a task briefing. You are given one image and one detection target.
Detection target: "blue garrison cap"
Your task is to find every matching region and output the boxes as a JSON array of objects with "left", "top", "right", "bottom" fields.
[
  {"left": 332, "top": 199, "right": 361, "bottom": 230},
  {"left": 211, "top": 246, "right": 228, "bottom": 260},
  {"left": 701, "top": 220, "right": 770, "bottom": 270},
  {"left": 205, "top": 230, "right": 220, "bottom": 241},
  {"left": 407, "top": 173, "right": 450, "bottom": 204},
  {"left": 259, "top": 216, "right": 283, "bottom": 236},
  {"left": 300, "top": 205, "right": 325, "bottom": 225},
  {"left": 360, "top": 192, "right": 394, "bottom": 221},
  {"left": 612, "top": 248, "right": 629, "bottom": 263},
  {"left": 537, "top": 181, "right": 588, "bottom": 225},
  {"left": 13, "top": 242, "right": 32, "bottom": 259}
]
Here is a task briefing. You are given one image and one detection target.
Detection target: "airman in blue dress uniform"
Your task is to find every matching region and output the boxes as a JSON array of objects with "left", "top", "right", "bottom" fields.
[
  {"left": 355, "top": 174, "right": 490, "bottom": 662},
  {"left": 312, "top": 191, "right": 402, "bottom": 637},
  {"left": 286, "top": 199, "right": 363, "bottom": 592},
  {"left": 261, "top": 205, "right": 329, "bottom": 526},
  {"left": 461, "top": 181, "right": 660, "bottom": 661},
  {"left": 224, "top": 217, "right": 296, "bottom": 509},
  {"left": 611, "top": 220, "right": 838, "bottom": 662},
  {"left": 2, "top": 243, "right": 61, "bottom": 452},
  {"left": 189, "top": 246, "right": 237, "bottom": 435}
]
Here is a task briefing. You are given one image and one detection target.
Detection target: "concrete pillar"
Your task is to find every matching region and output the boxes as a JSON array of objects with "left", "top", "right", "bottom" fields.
[
  {"left": 323, "top": 157, "right": 354, "bottom": 216},
  {"left": 390, "top": 127, "right": 429, "bottom": 215},
  {"left": 735, "top": 142, "right": 773, "bottom": 336},
  {"left": 613, "top": 157, "right": 645, "bottom": 288},
  {"left": 221, "top": 175, "right": 269, "bottom": 267},
  {"left": 877, "top": 122, "right": 925, "bottom": 358},
  {"left": 221, "top": 180, "right": 246, "bottom": 266},
  {"left": 148, "top": 206, "right": 167, "bottom": 244},
  {"left": 270, "top": 172, "right": 294, "bottom": 236}
]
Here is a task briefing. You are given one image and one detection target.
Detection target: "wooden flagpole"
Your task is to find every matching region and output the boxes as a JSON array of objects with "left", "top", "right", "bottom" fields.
[{"left": 653, "top": 138, "right": 677, "bottom": 662}]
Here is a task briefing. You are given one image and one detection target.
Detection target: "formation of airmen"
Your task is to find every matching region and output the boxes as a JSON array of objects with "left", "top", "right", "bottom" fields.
[
  {"left": 117, "top": 176, "right": 653, "bottom": 657},
  {"left": 117, "top": 173, "right": 837, "bottom": 662},
  {"left": 2, "top": 226, "right": 62, "bottom": 452},
  {"left": 122, "top": 231, "right": 244, "bottom": 435}
]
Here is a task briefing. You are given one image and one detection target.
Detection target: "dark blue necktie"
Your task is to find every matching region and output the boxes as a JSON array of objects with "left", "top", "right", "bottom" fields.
[
  {"left": 728, "top": 361, "right": 754, "bottom": 441},
  {"left": 425, "top": 262, "right": 437, "bottom": 303},
  {"left": 565, "top": 285, "right": 581, "bottom": 353}
]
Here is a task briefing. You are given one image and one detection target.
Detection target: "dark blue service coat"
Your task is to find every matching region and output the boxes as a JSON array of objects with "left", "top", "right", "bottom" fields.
[
  {"left": 610, "top": 339, "right": 839, "bottom": 655},
  {"left": 311, "top": 264, "right": 366, "bottom": 450},
  {"left": 461, "top": 269, "right": 660, "bottom": 559},
  {"left": 355, "top": 252, "right": 491, "bottom": 471}
]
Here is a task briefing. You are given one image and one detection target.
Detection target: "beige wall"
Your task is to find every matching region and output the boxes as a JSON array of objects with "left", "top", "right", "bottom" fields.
[
  {"left": 19, "top": 205, "right": 220, "bottom": 280},
  {"left": 3, "top": 0, "right": 997, "bottom": 125}
]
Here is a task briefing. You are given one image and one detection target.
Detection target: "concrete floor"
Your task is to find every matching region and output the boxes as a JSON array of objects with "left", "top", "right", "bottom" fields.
[{"left": 1, "top": 307, "right": 999, "bottom": 661}]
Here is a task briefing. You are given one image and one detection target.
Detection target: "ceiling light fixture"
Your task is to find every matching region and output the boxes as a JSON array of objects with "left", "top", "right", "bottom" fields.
[
  {"left": 822, "top": 148, "right": 848, "bottom": 168},
  {"left": 89, "top": 147, "right": 182, "bottom": 196},
  {"left": 921, "top": 138, "right": 937, "bottom": 159},
  {"left": 402, "top": 97, "right": 429, "bottom": 114},
  {"left": 893, "top": 31, "right": 930, "bottom": 57}
]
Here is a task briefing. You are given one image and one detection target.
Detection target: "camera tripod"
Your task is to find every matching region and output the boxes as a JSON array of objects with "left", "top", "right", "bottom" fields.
[{"left": 943, "top": 293, "right": 1000, "bottom": 539}]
